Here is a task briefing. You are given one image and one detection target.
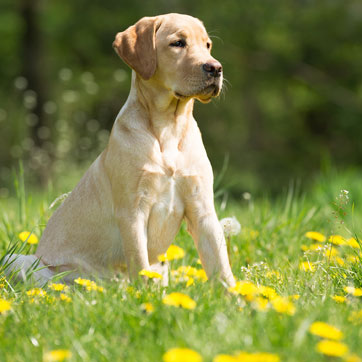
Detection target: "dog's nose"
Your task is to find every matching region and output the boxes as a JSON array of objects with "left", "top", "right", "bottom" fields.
[{"left": 202, "top": 61, "right": 222, "bottom": 77}]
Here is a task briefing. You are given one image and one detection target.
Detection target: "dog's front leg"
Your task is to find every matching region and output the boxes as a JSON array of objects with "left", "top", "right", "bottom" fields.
[
  {"left": 186, "top": 209, "right": 235, "bottom": 287},
  {"left": 119, "top": 212, "right": 150, "bottom": 281}
]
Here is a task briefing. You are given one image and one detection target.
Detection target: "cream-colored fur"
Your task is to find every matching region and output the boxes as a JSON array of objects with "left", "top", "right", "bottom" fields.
[{"left": 5, "top": 13, "right": 235, "bottom": 287}]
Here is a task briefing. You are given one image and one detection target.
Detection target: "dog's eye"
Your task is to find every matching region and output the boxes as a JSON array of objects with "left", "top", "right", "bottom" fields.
[
  {"left": 170, "top": 40, "right": 186, "bottom": 48},
  {"left": 206, "top": 42, "right": 211, "bottom": 50}
]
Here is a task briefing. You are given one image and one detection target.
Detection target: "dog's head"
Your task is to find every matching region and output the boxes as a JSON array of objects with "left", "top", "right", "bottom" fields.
[{"left": 113, "top": 13, "right": 222, "bottom": 103}]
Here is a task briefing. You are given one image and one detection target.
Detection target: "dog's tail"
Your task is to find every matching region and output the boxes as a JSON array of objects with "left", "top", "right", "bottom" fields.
[{"left": 1, "top": 253, "right": 54, "bottom": 286}]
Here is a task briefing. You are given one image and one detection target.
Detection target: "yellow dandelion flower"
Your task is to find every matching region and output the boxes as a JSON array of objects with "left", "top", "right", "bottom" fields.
[
  {"left": 59, "top": 294, "right": 72, "bottom": 303},
  {"left": 141, "top": 302, "right": 154, "bottom": 314},
  {"left": 258, "top": 286, "right": 277, "bottom": 300},
  {"left": 236, "top": 351, "right": 280, "bottom": 362},
  {"left": 346, "top": 238, "right": 361, "bottom": 249},
  {"left": 328, "top": 235, "right": 347, "bottom": 246},
  {"left": 302, "top": 243, "right": 324, "bottom": 252},
  {"left": 324, "top": 246, "right": 339, "bottom": 258},
  {"left": 305, "top": 231, "right": 326, "bottom": 242},
  {"left": 213, "top": 355, "right": 238, "bottom": 362},
  {"left": 175, "top": 266, "right": 197, "bottom": 276},
  {"left": 299, "top": 261, "right": 316, "bottom": 272},
  {"left": 0, "top": 299, "right": 12, "bottom": 314},
  {"left": 27, "top": 288, "right": 47, "bottom": 297},
  {"left": 348, "top": 310, "right": 362, "bottom": 324},
  {"left": 265, "top": 270, "right": 281, "bottom": 279},
  {"left": 271, "top": 296, "right": 295, "bottom": 315},
  {"left": 301, "top": 244, "right": 309, "bottom": 252},
  {"left": 139, "top": 269, "right": 163, "bottom": 279},
  {"left": 330, "top": 256, "right": 345, "bottom": 266},
  {"left": 309, "top": 321, "right": 343, "bottom": 340},
  {"left": 86, "top": 282, "right": 98, "bottom": 291},
  {"left": 158, "top": 244, "right": 185, "bottom": 262},
  {"left": 309, "top": 243, "right": 324, "bottom": 251},
  {"left": 344, "top": 286, "right": 362, "bottom": 297},
  {"left": 228, "top": 281, "right": 258, "bottom": 296},
  {"left": 74, "top": 277, "right": 90, "bottom": 286},
  {"left": 290, "top": 294, "right": 300, "bottom": 300},
  {"left": 43, "top": 349, "right": 72, "bottom": 362},
  {"left": 195, "top": 269, "right": 207, "bottom": 282},
  {"left": 76, "top": 277, "right": 89, "bottom": 288},
  {"left": 162, "top": 292, "right": 196, "bottom": 310},
  {"left": 347, "top": 255, "right": 359, "bottom": 263},
  {"left": 253, "top": 297, "right": 269, "bottom": 311},
  {"left": 74, "top": 278, "right": 103, "bottom": 292},
  {"left": 344, "top": 354, "right": 362, "bottom": 362},
  {"left": 49, "top": 283, "right": 68, "bottom": 292},
  {"left": 163, "top": 348, "right": 202, "bottom": 362},
  {"left": 173, "top": 266, "right": 207, "bottom": 285},
  {"left": 316, "top": 340, "right": 348, "bottom": 357},
  {"left": 46, "top": 295, "right": 56, "bottom": 304},
  {"left": 176, "top": 267, "right": 207, "bottom": 282},
  {"left": 331, "top": 295, "right": 346, "bottom": 303},
  {"left": 18, "top": 231, "right": 38, "bottom": 244},
  {"left": 186, "top": 277, "right": 195, "bottom": 287}
]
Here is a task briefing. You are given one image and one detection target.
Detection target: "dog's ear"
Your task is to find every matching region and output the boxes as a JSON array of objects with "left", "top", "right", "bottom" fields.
[{"left": 113, "top": 16, "right": 161, "bottom": 80}]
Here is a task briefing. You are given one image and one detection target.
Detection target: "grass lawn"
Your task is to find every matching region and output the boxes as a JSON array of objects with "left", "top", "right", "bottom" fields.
[{"left": 0, "top": 168, "right": 362, "bottom": 362}]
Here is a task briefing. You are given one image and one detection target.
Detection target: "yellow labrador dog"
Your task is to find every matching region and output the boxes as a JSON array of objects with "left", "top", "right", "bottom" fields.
[{"left": 4, "top": 13, "right": 235, "bottom": 287}]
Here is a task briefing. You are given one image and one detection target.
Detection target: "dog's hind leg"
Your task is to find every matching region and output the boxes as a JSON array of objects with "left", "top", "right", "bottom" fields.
[{"left": 1, "top": 254, "right": 55, "bottom": 286}]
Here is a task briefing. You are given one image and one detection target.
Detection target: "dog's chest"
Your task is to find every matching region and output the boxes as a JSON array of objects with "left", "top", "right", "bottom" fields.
[
  {"left": 140, "top": 161, "right": 184, "bottom": 212},
  {"left": 138, "top": 147, "right": 189, "bottom": 261}
]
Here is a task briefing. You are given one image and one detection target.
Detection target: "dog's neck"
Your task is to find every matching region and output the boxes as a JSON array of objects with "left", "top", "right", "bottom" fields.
[{"left": 131, "top": 72, "right": 194, "bottom": 151}]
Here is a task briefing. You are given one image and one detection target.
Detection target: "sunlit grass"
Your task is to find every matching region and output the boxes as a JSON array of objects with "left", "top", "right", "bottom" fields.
[{"left": 0, "top": 169, "right": 362, "bottom": 361}]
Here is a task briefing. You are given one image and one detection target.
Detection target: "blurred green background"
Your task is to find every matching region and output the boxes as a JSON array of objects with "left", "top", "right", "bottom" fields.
[{"left": 1, "top": 0, "right": 362, "bottom": 198}]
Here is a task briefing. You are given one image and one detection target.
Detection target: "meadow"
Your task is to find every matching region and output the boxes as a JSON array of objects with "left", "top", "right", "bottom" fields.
[{"left": 0, "top": 168, "right": 362, "bottom": 362}]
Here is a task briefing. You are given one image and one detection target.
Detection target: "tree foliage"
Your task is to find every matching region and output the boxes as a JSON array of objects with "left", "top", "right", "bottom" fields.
[{"left": 1, "top": 0, "right": 362, "bottom": 194}]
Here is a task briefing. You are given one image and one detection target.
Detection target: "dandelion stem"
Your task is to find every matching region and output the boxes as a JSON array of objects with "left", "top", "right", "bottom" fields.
[{"left": 226, "top": 235, "right": 232, "bottom": 267}]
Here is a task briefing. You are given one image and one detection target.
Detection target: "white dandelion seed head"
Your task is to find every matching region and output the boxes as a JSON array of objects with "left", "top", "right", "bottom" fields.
[
  {"left": 242, "top": 192, "right": 252, "bottom": 200},
  {"left": 338, "top": 189, "right": 350, "bottom": 201},
  {"left": 220, "top": 216, "right": 241, "bottom": 236}
]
